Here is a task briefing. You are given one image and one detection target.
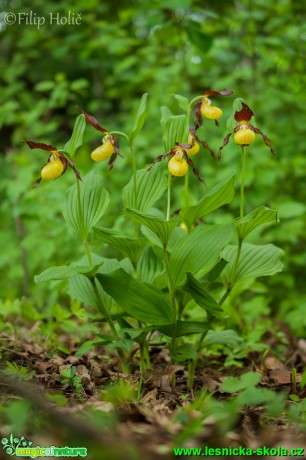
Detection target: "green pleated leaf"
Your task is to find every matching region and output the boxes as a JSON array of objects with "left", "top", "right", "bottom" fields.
[
  {"left": 97, "top": 269, "right": 173, "bottom": 325},
  {"left": 235, "top": 206, "right": 278, "bottom": 240},
  {"left": 204, "top": 330, "right": 242, "bottom": 347},
  {"left": 221, "top": 243, "right": 284, "bottom": 285},
  {"left": 201, "top": 259, "right": 228, "bottom": 284},
  {"left": 125, "top": 208, "right": 176, "bottom": 246},
  {"left": 137, "top": 246, "right": 164, "bottom": 283},
  {"left": 93, "top": 227, "right": 146, "bottom": 266},
  {"left": 129, "top": 93, "right": 149, "bottom": 144},
  {"left": 64, "top": 171, "right": 110, "bottom": 240},
  {"left": 169, "top": 223, "right": 234, "bottom": 288},
  {"left": 163, "top": 115, "right": 189, "bottom": 151},
  {"left": 64, "top": 114, "right": 86, "bottom": 158},
  {"left": 185, "top": 273, "right": 227, "bottom": 318},
  {"left": 96, "top": 258, "right": 134, "bottom": 310},
  {"left": 180, "top": 173, "right": 236, "bottom": 229},
  {"left": 34, "top": 264, "right": 96, "bottom": 284},
  {"left": 157, "top": 320, "right": 210, "bottom": 338},
  {"left": 122, "top": 163, "right": 167, "bottom": 211},
  {"left": 160, "top": 106, "right": 174, "bottom": 126},
  {"left": 174, "top": 94, "right": 189, "bottom": 112},
  {"left": 69, "top": 275, "right": 106, "bottom": 315}
]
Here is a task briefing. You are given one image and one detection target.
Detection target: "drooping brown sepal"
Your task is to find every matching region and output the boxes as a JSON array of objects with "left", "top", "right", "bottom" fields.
[
  {"left": 234, "top": 103, "right": 253, "bottom": 123},
  {"left": 25, "top": 141, "right": 57, "bottom": 152},
  {"left": 218, "top": 133, "right": 233, "bottom": 160},
  {"left": 66, "top": 157, "right": 82, "bottom": 180},
  {"left": 251, "top": 126, "right": 275, "bottom": 156},
  {"left": 189, "top": 127, "right": 215, "bottom": 158},
  {"left": 79, "top": 109, "right": 108, "bottom": 134},
  {"left": 204, "top": 89, "right": 234, "bottom": 98},
  {"left": 108, "top": 135, "right": 123, "bottom": 170}
]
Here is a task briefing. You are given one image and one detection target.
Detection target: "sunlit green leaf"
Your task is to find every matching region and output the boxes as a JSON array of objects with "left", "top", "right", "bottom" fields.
[
  {"left": 129, "top": 93, "right": 149, "bottom": 144},
  {"left": 163, "top": 115, "right": 189, "bottom": 151},
  {"left": 185, "top": 273, "right": 227, "bottom": 318},
  {"left": 64, "top": 114, "right": 86, "bottom": 158},
  {"left": 93, "top": 227, "right": 146, "bottom": 266},
  {"left": 137, "top": 246, "right": 164, "bottom": 283},
  {"left": 221, "top": 243, "right": 284, "bottom": 285},
  {"left": 204, "top": 330, "right": 242, "bottom": 347},
  {"left": 157, "top": 320, "right": 209, "bottom": 337},
  {"left": 64, "top": 171, "right": 110, "bottom": 240},
  {"left": 174, "top": 94, "right": 189, "bottom": 112},
  {"left": 34, "top": 264, "right": 95, "bottom": 284},
  {"left": 235, "top": 206, "right": 278, "bottom": 240},
  {"left": 169, "top": 223, "right": 234, "bottom": 288},
  {"left": 122, "top": 163, "right": 167, "bottom": 212},
  {"left": 125, "top": 208, "right": 176, "bottom": 246},
  {"left": 69, "top": 275, "right": 106, "bottom": 315},
  {"left": 180, "top": 174, "right": 236, "bottom": 230}
]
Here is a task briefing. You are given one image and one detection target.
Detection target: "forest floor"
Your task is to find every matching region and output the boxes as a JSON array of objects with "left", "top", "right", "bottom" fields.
[{"left": 0, "top": 326, "right": 306, "bottom": 460}]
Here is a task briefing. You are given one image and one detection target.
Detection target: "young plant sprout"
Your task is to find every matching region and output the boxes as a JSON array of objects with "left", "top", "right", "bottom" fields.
[
  {"left": 25, "top": 141, "right": 81, "bottom": 188},
  {"left": 194, "top": 89, "right": 234, "bottom": 128},
  {"left": 80, "top": 109, "right": 123, "bottom": 169}
]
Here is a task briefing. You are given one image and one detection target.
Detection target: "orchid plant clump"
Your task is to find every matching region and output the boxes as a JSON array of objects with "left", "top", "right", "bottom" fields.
[{"left": 29, "top": 90, "right": 283, "bottom": 390}]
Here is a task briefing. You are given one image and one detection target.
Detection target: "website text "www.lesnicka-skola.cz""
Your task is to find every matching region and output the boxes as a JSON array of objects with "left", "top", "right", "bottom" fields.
[{"left": 173, "top": 446, "right": 305, "bottom": 457}]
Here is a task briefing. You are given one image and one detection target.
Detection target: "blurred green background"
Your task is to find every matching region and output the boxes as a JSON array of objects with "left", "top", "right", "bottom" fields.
[{"left": 0, "top": 0, "right": 305, "bottom": 338}]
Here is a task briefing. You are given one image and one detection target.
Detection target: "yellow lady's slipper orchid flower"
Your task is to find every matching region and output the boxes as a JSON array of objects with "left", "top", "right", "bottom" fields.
[
  {"left": 80, "top": 109, "right": 122, "bottom": 170},
  {"left": 218, "top": 102, "right": 275, "bottom": 159},
  {"left": 148, "top": 143, "right": 205, "bottom": 184},
  {"left": 25, "top": 141, "right": 81, "bottom": 188},
  {"left": 168, "top": 152, "right": 189, "bottom": 176},
  {"left": 194, "top": 89, "right": 233, "bottom": 128}
]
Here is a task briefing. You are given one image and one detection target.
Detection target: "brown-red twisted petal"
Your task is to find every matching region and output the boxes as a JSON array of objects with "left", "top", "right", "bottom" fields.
[
  {"left": 147, "top": 150, "right": 172, "bottom": 171},
  {"left": 79, "top": 109, "right": 108, "bottom": 134},
  {"left": 204, "top": 89, "right": 234, "bottom": 98},
  {"left": 234, "top": 102, "right": 253, "bottom": 123},
  {"left": 181, "top": 149, "right": 206, "bottom": 185},
  {"left": 32, "top": 177, "right": 42, "bottom": 188},
  {"left": 218, "top": 132, "right": 233, "bottom": 160},
  {"left": 189, "top": 127, "right": 215, "bottom": 158},
  {"left": 66, "top": 157, "right": 82, "bottom": 180},
  {"left": 194, "top": 100, "right": 203, "bottom": 129},
  {"left": 251, "top": 126, "right": 275, "bottom": 156},
  {"left": 25, "top": 141, "right": 57, "bottom": 152}
]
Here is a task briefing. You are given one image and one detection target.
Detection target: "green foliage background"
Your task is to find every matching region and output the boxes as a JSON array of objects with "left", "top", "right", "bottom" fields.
[{"left": 0, "top": 0, "right": 305, "bottom": 338}]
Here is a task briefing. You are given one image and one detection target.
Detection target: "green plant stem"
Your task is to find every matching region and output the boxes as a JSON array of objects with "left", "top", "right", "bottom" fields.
[
  {"left": 240, "top": 147, "right": 246, "bottom": 218},
  {"left": 143, "top": 341, "right": 151, "bottom": 370},
  {"left": 76, "top": 177, "right": 84, "bottom": 238},
  {"left": 187, "top": 331, "right": 208, "bottom": 389},
  {"left": 188, "top": 278, "right": 234, "bottom": 388},
  {"left": 163, "top": 246, "right": 177, "bottom": 359},
  {"left": 167, "top": 172, "right": 172, "bottom": 221},
  {"left": 231, "top": 238, "right": 243, "bottom": 287},
  {"left": 91, "top": 279, "right": 130, "bottom": 374},
  {"left": 82, "top": 223, "right": 130, "bottom": 373},
  {"left": 184, "top": 172, "right": 189, "bottom": 208},
  {"left": 84, "top": 240, "right": 93, "bottom": 266},
  {"left": 139, "top": 341, "right": 146, "bottom": 377},
  {"left": 129, "top": 143, "right": 137, "bottom": 208}
]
